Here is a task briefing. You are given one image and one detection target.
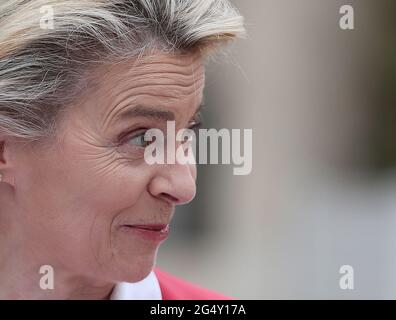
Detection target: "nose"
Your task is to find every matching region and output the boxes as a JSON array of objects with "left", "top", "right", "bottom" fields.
[{"left": 148, "top": 163, "right": 197, "bottom": 205}]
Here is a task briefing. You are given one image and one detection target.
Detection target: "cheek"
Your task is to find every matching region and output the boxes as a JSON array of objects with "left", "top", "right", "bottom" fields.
[
  {"left": 55, "top": 126, "right": 152, "bottom": 218},
  {"left": 63, "top": 152, "right": 152, "bottom": 229},
  {"left": 16, "top": 138, "right": 154, "bottom": 252}
]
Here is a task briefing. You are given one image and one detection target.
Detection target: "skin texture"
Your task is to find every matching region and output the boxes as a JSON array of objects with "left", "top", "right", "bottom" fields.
[{"left": 0, "top": 52, "right": 205, "bottom": 299}]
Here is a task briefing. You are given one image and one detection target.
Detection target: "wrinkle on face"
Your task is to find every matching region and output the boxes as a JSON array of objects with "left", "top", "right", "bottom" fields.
[
  {"left": 6, "top": 52, "right": 205, "bottom": 290},
  {"left": 92, "top": 52, "right": 205, "bottom": 135},
  {"left": 58, "top": 52, "right": 205, "bottom": 182}
]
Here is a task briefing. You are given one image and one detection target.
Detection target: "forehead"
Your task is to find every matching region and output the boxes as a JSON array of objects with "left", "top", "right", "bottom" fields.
[{"left": 83, "top": 52, "right": 206, "bottom": 127}]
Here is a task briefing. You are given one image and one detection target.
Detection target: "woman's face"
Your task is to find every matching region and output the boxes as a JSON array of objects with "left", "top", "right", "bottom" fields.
[{"left": 6, "top": 53, "right": 204, "bottom": 283}]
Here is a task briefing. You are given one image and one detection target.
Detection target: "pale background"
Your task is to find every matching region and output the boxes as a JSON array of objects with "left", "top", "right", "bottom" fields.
[{"left": 157, "top": 0, "right": 396, "bottom": 299}]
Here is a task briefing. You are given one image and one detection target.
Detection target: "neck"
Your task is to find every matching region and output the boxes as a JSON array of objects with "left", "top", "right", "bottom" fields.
[{"left": 0, "top": 234, "right": 115, "bottom": 300}]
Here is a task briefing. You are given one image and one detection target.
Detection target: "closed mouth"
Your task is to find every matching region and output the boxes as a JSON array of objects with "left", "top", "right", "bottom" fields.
[
  {"left": 120, "top": 223, "right": 170, "bottom": 241},
  {"left": 123, "top": 224, "right": 169, "bottom": 231}
]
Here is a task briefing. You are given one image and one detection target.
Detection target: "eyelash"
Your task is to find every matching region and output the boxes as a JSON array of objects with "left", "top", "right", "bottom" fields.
[
  {"left": 187, "top": 119, "right": 203, "bottom": 133},
  {"left": 117, "top": 118, "right": 203, "bottom": 151}
]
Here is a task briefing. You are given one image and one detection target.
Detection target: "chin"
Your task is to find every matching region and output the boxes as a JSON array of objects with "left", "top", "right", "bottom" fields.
[{"left": 109, "top": 247, "right": 159, "bottom": 283}]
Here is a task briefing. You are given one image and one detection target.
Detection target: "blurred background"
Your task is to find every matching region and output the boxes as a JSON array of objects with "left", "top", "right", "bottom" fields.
[{"left": 157, "top": 0, "right": 396, "bottom": 299}]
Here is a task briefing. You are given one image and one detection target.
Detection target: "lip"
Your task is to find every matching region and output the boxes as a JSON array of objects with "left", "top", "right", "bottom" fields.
[{"left": 120, "top": 224, "right": 170, "bottom": 242}]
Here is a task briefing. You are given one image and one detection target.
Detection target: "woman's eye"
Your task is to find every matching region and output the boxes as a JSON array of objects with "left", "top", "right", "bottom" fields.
[
  {"left": 127, "top": 132, "right": 150, "bottom": 148},
  {"left": 188, "top": 111, "right": 203, "bottom": 133},
  {"left": 188, "top": 120, "right": 203, "bottom": 133}
]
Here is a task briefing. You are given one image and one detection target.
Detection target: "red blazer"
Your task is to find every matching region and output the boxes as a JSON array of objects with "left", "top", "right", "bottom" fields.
[{"left": 154, "top": 268, "right": 231, "bottom": 300}]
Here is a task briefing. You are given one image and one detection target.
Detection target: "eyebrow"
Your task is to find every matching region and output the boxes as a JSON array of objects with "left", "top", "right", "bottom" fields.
[
  {"left": 114, "top": 105, "right": 176, "bottom": 122},
  {"left": 113, "top": 103, "right": 203, "bottom": 123}
]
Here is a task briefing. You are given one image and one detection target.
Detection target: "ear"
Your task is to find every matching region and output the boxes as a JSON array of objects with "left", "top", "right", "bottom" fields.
[
  {"left": 0, "top": 140, "right": 4, "bottom": 163},
  {"left": 0, "top": 137, "right": 15, "bottom": 186},
  {"left": 0, "top": 139, "right": 7, "bottom": 182}
]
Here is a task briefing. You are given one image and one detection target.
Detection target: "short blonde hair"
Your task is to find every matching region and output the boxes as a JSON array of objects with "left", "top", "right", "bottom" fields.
[{"left": 0, "top": 0, "right": 245, "bottom": 141}]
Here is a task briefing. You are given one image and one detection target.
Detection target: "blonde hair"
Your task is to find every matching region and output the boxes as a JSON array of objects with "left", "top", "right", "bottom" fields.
[{"left": 0, "top": 0, "right": 245, "bottom": 141}]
